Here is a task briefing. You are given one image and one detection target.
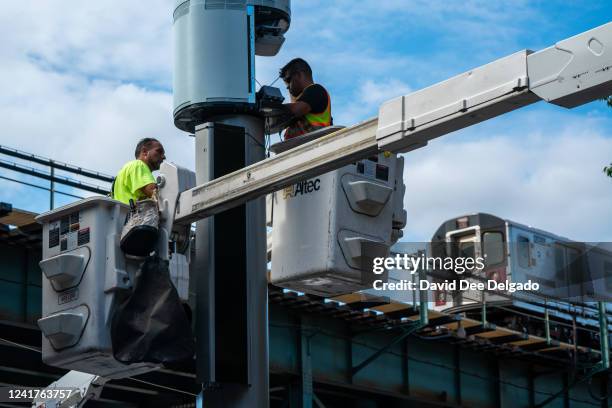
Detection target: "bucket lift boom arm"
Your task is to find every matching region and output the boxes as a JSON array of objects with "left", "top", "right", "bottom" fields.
[{"left": 172, "top": 21, "right": 612, "bottom": 225}]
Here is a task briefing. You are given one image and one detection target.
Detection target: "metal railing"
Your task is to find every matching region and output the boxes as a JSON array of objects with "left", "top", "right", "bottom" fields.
[{"left": 0, "top": 144, "right": 112, "bottom": 209}]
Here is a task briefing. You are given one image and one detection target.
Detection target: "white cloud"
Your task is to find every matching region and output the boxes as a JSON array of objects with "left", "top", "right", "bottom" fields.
[
  {"left": 338, "top": 78, "right": 412, "bottom": 125},
  {"left": 0, "top": 60, "right": 191, "bottom": 175},
  {"left": 358, "top": 79, "right": 412, "bottom": 107},
  {"left": 401, "top": 115, "right": 612, "bottom": 242},
  {"left": 0, "top": 0, "right": 174, "bottom": 88},
  {"left": 0, "top": 0, "right": 192, "bottom": 211}
]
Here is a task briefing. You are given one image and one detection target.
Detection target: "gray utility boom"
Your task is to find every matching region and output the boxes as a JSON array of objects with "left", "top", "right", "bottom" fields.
[{"left": 172, "top": 21, "right": 612, "bottom": 225}]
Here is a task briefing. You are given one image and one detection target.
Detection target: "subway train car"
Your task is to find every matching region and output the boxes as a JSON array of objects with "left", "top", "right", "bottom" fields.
[{"left": 427, "top": 213, "right": 611, "bottom": 339}]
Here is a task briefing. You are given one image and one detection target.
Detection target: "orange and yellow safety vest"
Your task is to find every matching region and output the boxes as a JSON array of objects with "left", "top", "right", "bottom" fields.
[{"left": 284, "top": 85, "right": 332, "bottom": 140}]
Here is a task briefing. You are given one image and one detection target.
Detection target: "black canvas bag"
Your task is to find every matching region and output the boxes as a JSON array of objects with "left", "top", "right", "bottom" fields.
[{"left": 111, "top": 255, "right": 195, "bottom": 365}]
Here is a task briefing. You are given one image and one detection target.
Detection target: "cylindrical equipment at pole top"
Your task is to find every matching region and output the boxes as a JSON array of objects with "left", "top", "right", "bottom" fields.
[{"left": 172, "top": 0, "right": 291, "bottom": 132}]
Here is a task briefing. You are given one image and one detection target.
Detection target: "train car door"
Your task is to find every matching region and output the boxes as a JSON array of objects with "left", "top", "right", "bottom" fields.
[{"left": 446, "top": 228, "right": 481, "bottom": 308}]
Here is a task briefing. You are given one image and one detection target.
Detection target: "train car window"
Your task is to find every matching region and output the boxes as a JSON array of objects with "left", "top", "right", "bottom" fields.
[
  {"left": 458, "top": 240, "right": 475, "bottom": 259},
  {"left": 605, "top": 261, "right": 612, "bottom": 292},
  {"left": 554, "top": 243, "right": 568, "bottom": 284},
  {"left": 517, "top": 236, "right": 530, "bottom": 268},
  {"left": 483, "top": 232, "right": 504, "bottom": 265},
  {"left": 566, "top": 247, "right": 583, "bottom": 286}
]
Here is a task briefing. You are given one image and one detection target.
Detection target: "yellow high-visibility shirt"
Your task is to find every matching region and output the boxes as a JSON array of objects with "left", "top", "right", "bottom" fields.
[{"left": 112, "top": 160, "right": 156, "bottom": 204}]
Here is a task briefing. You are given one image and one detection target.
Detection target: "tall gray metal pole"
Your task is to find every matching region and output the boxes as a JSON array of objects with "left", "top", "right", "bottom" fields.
[
  {"left": 194, "top": 116, "right": 268, "bottom": 407},
  {"left": 172, "top": 3, "right": 290, "bottom": 405}
]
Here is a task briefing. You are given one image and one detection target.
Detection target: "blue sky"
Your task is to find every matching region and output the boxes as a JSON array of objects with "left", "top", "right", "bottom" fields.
[{"left": 0, "top": 1, "right": 611, "bottom": 241}]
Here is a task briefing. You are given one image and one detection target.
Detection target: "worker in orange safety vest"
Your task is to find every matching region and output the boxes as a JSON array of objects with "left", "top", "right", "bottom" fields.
[{"left": 280, "top": 58, "right": 332, "bottom": 140}]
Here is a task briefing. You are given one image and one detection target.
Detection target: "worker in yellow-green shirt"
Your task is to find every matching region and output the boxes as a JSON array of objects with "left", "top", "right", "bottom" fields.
[{"left": 112, "top": 138, "right": 166, "bottom": 204}]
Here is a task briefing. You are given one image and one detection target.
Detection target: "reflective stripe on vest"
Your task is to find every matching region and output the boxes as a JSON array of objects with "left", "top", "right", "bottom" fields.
[{"left": 304, "top": 91, "right": 331, "bottom": 126}]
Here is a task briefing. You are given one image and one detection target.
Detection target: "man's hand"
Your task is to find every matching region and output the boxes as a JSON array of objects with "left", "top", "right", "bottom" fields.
[{"left": 141, "top": 183, "right": 158, "bottom": 198}]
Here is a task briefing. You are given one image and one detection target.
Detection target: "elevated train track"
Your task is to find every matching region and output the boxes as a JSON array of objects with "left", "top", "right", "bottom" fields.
[{"left": 0, "top": 286, "right": 607, "bottom": 407}]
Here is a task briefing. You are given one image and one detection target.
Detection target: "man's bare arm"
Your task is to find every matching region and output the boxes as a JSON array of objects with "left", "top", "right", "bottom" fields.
[{"left": 141, "top": 183, "right": 157, "bottom": 198}]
